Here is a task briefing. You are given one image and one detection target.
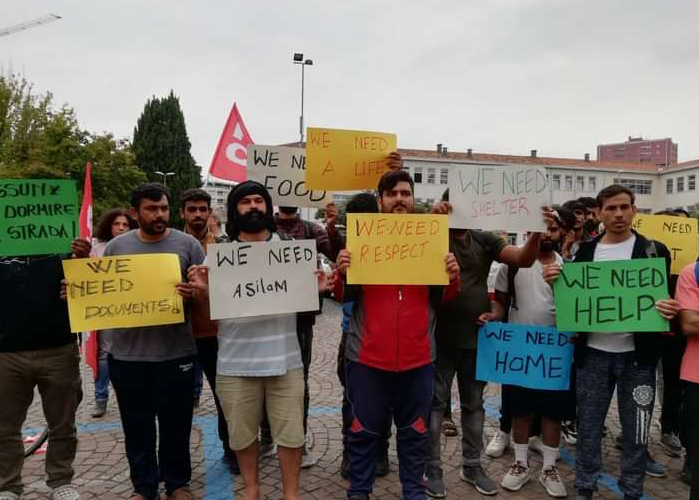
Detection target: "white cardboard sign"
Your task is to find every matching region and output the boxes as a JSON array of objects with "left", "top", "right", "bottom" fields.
[
  {"left": 448, "top": 164, "right": 547, "bottom": 231},
  {"left": 208, "top": 240, "right": 319, "bottom": 319},
  {"left": 246, "top": 145, "right": 333, "bottom": 208}
]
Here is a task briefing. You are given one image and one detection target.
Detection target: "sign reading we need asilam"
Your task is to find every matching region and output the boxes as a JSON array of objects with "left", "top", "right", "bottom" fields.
[{"left": 449, "top": 164, "right": 548, "bottom": 231}]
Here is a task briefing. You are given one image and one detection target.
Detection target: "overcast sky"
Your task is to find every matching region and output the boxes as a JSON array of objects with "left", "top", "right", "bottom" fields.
[{"left": 3, "top": 0, "right": 699, "bottom": 172}]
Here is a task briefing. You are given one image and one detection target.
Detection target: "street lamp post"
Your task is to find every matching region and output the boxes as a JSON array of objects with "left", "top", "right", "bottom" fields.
[
  {"left": 293, "top": 52, "right": 313, "bottom": 145},
  {"left": 154, "top": 171, "right": 175, "bottom": 187}
]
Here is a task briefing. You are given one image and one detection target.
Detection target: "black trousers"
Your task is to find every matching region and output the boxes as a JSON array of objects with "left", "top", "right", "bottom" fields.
[
  {"left": 195, "top": 337, "right": 233, "bottom": 457},
  {"left": 682, "top": 381, "right": 699, "bottom": 500},
  {"left": 661, "top": 334, "right": 687, "bottom": 435},
  {"left": 109, "top": 355, "right": 195, "bottom": 500}
]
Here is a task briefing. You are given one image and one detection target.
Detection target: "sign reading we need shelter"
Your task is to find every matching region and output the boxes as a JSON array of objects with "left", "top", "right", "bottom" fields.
[{"left": 449, "top": 164, "right": 548, "bottom": 231}]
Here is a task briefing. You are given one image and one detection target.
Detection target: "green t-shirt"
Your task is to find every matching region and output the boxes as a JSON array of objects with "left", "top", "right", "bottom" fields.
[{"left": 436, "top": 230, "right": 506, "bottom": 350}]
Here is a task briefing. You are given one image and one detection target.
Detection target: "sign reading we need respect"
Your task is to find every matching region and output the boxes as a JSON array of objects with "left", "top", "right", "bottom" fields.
[
  {"left": 449, "top": 164, "right": 548, "bottom": 231},
  {"left": 346, "top": 213, "right": 449, "bottom": 285},
  {"left": 632, "top": 214, "right": 699, "bottom": 275},
  {"left": 62, "top": 254, "right": 184, "bottom": 332},
  {"left": 553, "top": 258, "right": 669, "bottom": 332},
  {"left": 0, "top": 179, "right": 78, "bottom": 256},
  {"left": 305, "top": 127, "right": 397, "bottom": 190},
  {"left": 246, "top": 145, "right": 332, "bottom": 208}
]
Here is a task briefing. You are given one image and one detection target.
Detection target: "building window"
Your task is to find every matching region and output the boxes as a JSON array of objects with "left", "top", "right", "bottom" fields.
[
  {"left": 677, "top": 176, "right": 685, "bottom": 192},
  {"left": 576, "top": 176, "right": 584, "bottom": 191},
  {"left": 427, "top": 168, "right": 436, "bottom": 184},
  {"left": 613, "top": 178, "right": 652, "bottom": 195},
  {"left": 414, "top": 167, "right": 423, "bottom": 183},
  {"left": 689, "top": 175, "right": 696, "bottom": 191},
  {"left": 564, "top": 175, "right": 573, "bottom": 191},
  {"left": 666, "top": 178, "right": 673, "bottom": 194},
  {"left": 439, "top": 168, "right": 448, "bottom": 185},
  {"left": 589, "top": 176, "right": 597, "bottom": 192},
  {"left": 552, "top": 174, "right": 561, "bottom": 190}
]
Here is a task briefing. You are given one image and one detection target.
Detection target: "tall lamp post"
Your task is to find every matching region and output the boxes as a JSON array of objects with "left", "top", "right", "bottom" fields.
[
  {"left": 154, "top": 170, "right": 175, "bottom": 187},
  {"left": 293, "top": 52, "right": 313, "bottom": 145}
]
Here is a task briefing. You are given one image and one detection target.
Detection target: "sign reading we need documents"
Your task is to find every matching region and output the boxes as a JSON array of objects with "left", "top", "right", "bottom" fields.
[
  {"left": 208, "top": 240, "right": 319, "bottom": 319},
  {"left": 449, "top": 164, "right": 548, "bottom": 231},
  {"left": 632, "top": 214, "right": 699, "bottom": 275},
  {"left": 305, "top": 127, "right": 397, "bottom": 190},
  {"left": 246, "top": 145, "right": 332, "bottom": 208},
  {"left": 62, "top": 254, "right": 184, "bottom": 332},
  {"left": 346, "top": 213, "right": 449, "bottom": 285}
]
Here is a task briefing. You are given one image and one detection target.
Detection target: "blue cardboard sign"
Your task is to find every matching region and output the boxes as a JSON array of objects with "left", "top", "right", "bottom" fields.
[{"left": 476, "top": 321, "right": 574, "bottom": 391}]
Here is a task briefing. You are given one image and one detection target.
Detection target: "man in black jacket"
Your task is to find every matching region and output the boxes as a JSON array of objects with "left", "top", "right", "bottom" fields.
[
  {"left": 544, "top": 184, "right": 679, "bottom": 500},
  {"left": 0, "top": 238, "right": 91, "bottom": 500}
]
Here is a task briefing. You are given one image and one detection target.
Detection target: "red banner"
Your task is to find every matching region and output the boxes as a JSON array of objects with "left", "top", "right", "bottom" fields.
[
  {"left": 208, "top": 103, "right": 254, "bottom": 182},
  {"left": 79, "top": 161, "right": 98, "bottom": 380}
]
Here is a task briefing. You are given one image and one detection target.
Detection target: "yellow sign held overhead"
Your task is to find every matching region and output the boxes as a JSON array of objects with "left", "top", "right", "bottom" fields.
[
  {"left": 346, "top": 213, "right": 449, "bottom": 285},
  {"left": 631, "top": 214, "right": 699, "bottom": 274},
  {"left": 62, "top": 253, "right": 184, "bottom": 332},
  {"left": 305, "top": 127, "right": 397, "bottom": 190}
]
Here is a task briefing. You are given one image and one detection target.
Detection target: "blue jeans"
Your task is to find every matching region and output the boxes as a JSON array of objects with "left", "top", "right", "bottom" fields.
[{"left": 94, "top": 348, "right": 110, "bottom": 401}]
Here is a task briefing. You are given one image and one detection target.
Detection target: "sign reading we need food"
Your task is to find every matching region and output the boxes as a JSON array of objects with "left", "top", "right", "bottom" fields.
[
  {"left": 631, "top": 214, "right": 699, "bottom": 275},
  {"left": 62, "top": 253, "right": 184, "bottom": 332},
  {"left": 346, "top": 213, "right": 449, "bottom": 285},
  {"left": 0, "top": 179, "right": 78, "bottom": 256},
  {"left": 449, "top": 164, "right": 548, "bottom": 231},
  {"left": 305, "top": 127, "right": 397, "bottom": 190}
]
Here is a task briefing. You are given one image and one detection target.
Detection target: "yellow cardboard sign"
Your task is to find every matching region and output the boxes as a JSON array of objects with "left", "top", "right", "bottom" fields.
[
  {"left": 631, "top": 214, "right": 699, "bottom": 274},
  {"left": 346, "top": 213, "right": 449, "bottom": 285},
  {"left": 305, "top": 127, "right": 397, "bottom": 190},
  {"left": 62, "top": 253, "right": 184, "bottom": 332}
]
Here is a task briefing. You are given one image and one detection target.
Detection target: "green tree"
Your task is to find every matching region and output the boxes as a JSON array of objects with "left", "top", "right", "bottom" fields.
[{"left": 132, "top": 91, "right": 201, "bottom": 225}]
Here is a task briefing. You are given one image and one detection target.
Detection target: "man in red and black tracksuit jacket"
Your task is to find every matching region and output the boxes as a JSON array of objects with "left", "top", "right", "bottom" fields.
[{"left": 337, "top": 169, "right": 461, "bottom": 500}]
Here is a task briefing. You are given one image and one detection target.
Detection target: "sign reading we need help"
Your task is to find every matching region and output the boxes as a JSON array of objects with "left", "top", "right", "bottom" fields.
[
  {"left": 246, "top": 145, "right": 332, "bottom": 208},
  {"left": 62, "top": 254, "right": 184, "bottom": 332},
  {"left": 553, "top": 258, "right": 669, "bottom": 332},
  {"left": 305, "top": 127, "right": 397, "bottom": 190},
  {"left": 449, "top": 164, "right": 547, "bottom": 231},
  {"left": 0, "top": 179, "right": 78, "bottom": 256},
  {"left": 346, "top": 213, "right": 449, "bottom": 285},
  {"left": 476, "top": 322, "right": 574, "bottom": 391},
  {"left": 208, "top": 240, "right": 319, "bottom": 319},
  {"left": 631, "top": 214, "right": 699, "bottom": 275}
]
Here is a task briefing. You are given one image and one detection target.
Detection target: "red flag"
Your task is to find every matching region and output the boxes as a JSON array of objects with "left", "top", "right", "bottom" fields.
[
  {"left": 79, "top": 161, "right": 99, "bottom": 380},
  {"left": 208, "top": 103, "right": 254, "bottom": 182}
]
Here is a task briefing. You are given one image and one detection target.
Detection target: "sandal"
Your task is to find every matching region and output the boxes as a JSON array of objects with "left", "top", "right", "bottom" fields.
[{"left": 441, "top": 418, "right": 458, "bottom": 436}]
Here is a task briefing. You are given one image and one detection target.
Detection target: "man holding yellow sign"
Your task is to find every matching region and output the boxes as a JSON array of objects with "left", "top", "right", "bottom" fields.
[{"left": 336, "top": 169, "right": 460, "bottom": 500}]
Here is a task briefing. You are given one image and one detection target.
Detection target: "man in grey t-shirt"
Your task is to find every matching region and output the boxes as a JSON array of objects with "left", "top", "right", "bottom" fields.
[{"left": 104, "top": 183, "right": 205, "bottom": 500}]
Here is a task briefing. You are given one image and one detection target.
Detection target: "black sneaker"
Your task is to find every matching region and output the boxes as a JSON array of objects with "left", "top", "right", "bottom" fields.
[
  {"left": 425, "top": 464, "right": 446, "bottom": 498},
  {"left": 347, "top": 495, "right": 369, "bottom": 500},
  {"left": 575, "top": 488, "right": 593, "bottom": 500},
  {"left": 459, "top": 465, "right": 498, "bottom": 496}
]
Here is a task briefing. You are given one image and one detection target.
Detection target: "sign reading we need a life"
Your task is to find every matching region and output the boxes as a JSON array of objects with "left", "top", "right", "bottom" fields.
[
  {"left": 553, "top": 258, "right": 669, "bottom": 332},
  {"left": 246, "top": 145, "right": 332, "bottom": 208},
  {"left": 305, "top": 127, "right": 397, "bottom": 190},
  {"left": 346, "top": 213, "right": 449, "bottom": 285},
  {"left": 449, "top": 164, "right": 548, "bottom": 231},
  {"left": 62, "top": 254, "right": 184, "bottom": 332},
  {"left": 0, "top": 179, "right": 78, "bottom": 256},
  {"left": 476, "top": 322, "right": 574, "bottom": 391},
  {"left": 632, "top": 214, "right": 699, "bottom": 275},
  {"left": 208, "top": 240, "right": 319, "bottom": 319}
]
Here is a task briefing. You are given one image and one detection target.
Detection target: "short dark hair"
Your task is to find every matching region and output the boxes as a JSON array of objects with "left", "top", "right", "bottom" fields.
[
  {"left": 673, "top": 208, "right": 690, "bottom": 217},
  {"left": 596, "top": 184, "right": 635, "bottom": 208},
  {"left": 94, "top": 208, "right": 138, "bottom": 242},
  {"left": 577, "top": 197, "right": 597, "bottom": 210},
  {"left": 553, "top": 206, "right": 577, "bottom": 232},
  {"left": 180, "top": 188, "right": 211, "bottom": 209},
  {"left": 346, "top": 192, "right": 379, "bottom": 214},
  {"left": 377, "top": 169, "right": 414, "bottom": 197},
  {"left": 654, "top": 210, "right": 676, "bottom": 216},
  {"left": 562, "top": 199, "right": 587, "bottom": 214},
  {"left": 131, "top": 183, "right": 171, "bottom": 209}
]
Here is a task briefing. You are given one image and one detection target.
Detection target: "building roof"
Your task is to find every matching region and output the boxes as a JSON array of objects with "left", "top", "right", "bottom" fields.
[{"left": 665, "top": 158, "right": 699, "bottom": 173}]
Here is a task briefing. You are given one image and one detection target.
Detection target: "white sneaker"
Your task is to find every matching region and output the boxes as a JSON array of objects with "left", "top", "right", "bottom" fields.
[
  {"left": 540, "top": 465, "right": 568, "bottom": 498},
  {"left": 528, "top": 436, "right": 560, "bottom": 462},
  {"left": 501, "top": 461, "right": 531, "bottom": 491},
  {"left": 51, "top": 485, "right": 79, "bottom": 500},
  {"left": 485, "top": 430, "right": 510, "bottom": 458}
]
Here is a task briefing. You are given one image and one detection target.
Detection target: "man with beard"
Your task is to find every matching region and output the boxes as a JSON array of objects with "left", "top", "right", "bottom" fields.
[
  {"left": 188, "top": 181, "right": 331, "bottom": 500},
  {"left": 179, "top": 188, "right": 238, "bottom": 474},
  {"left": 578, "top": 197, "right": 600, "bottom": 239},
  {"left": 336, "top": 170, "right": 461, "bottom": 500},
  {"left": 560, "top": 200, "right": 588, "bottom": 261},
  {"left": 103, "top": 183, "right": 205, "bottom": 500},
  {"left": 494, "top": 215, "right": 573, "bottom": 498}
]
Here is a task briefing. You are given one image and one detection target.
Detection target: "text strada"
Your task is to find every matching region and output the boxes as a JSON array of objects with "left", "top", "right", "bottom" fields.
[
  {"left": 246, "top": 145, "right": 332, "bottom": 208},
  {"left": 0, "top": 179, "right": 79, "bottom": 256},
  {"left": 208, "top": 240, "right": 319, "bottom": 320},
  {"left": 62, "top": 253, "right": 184, "bottom": 332},
  {"left": 448, "top": 165, "right": 548, "bottom": 231},
  {"left": 304, "top": 127, "right": 397, "bottom": 190}
]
